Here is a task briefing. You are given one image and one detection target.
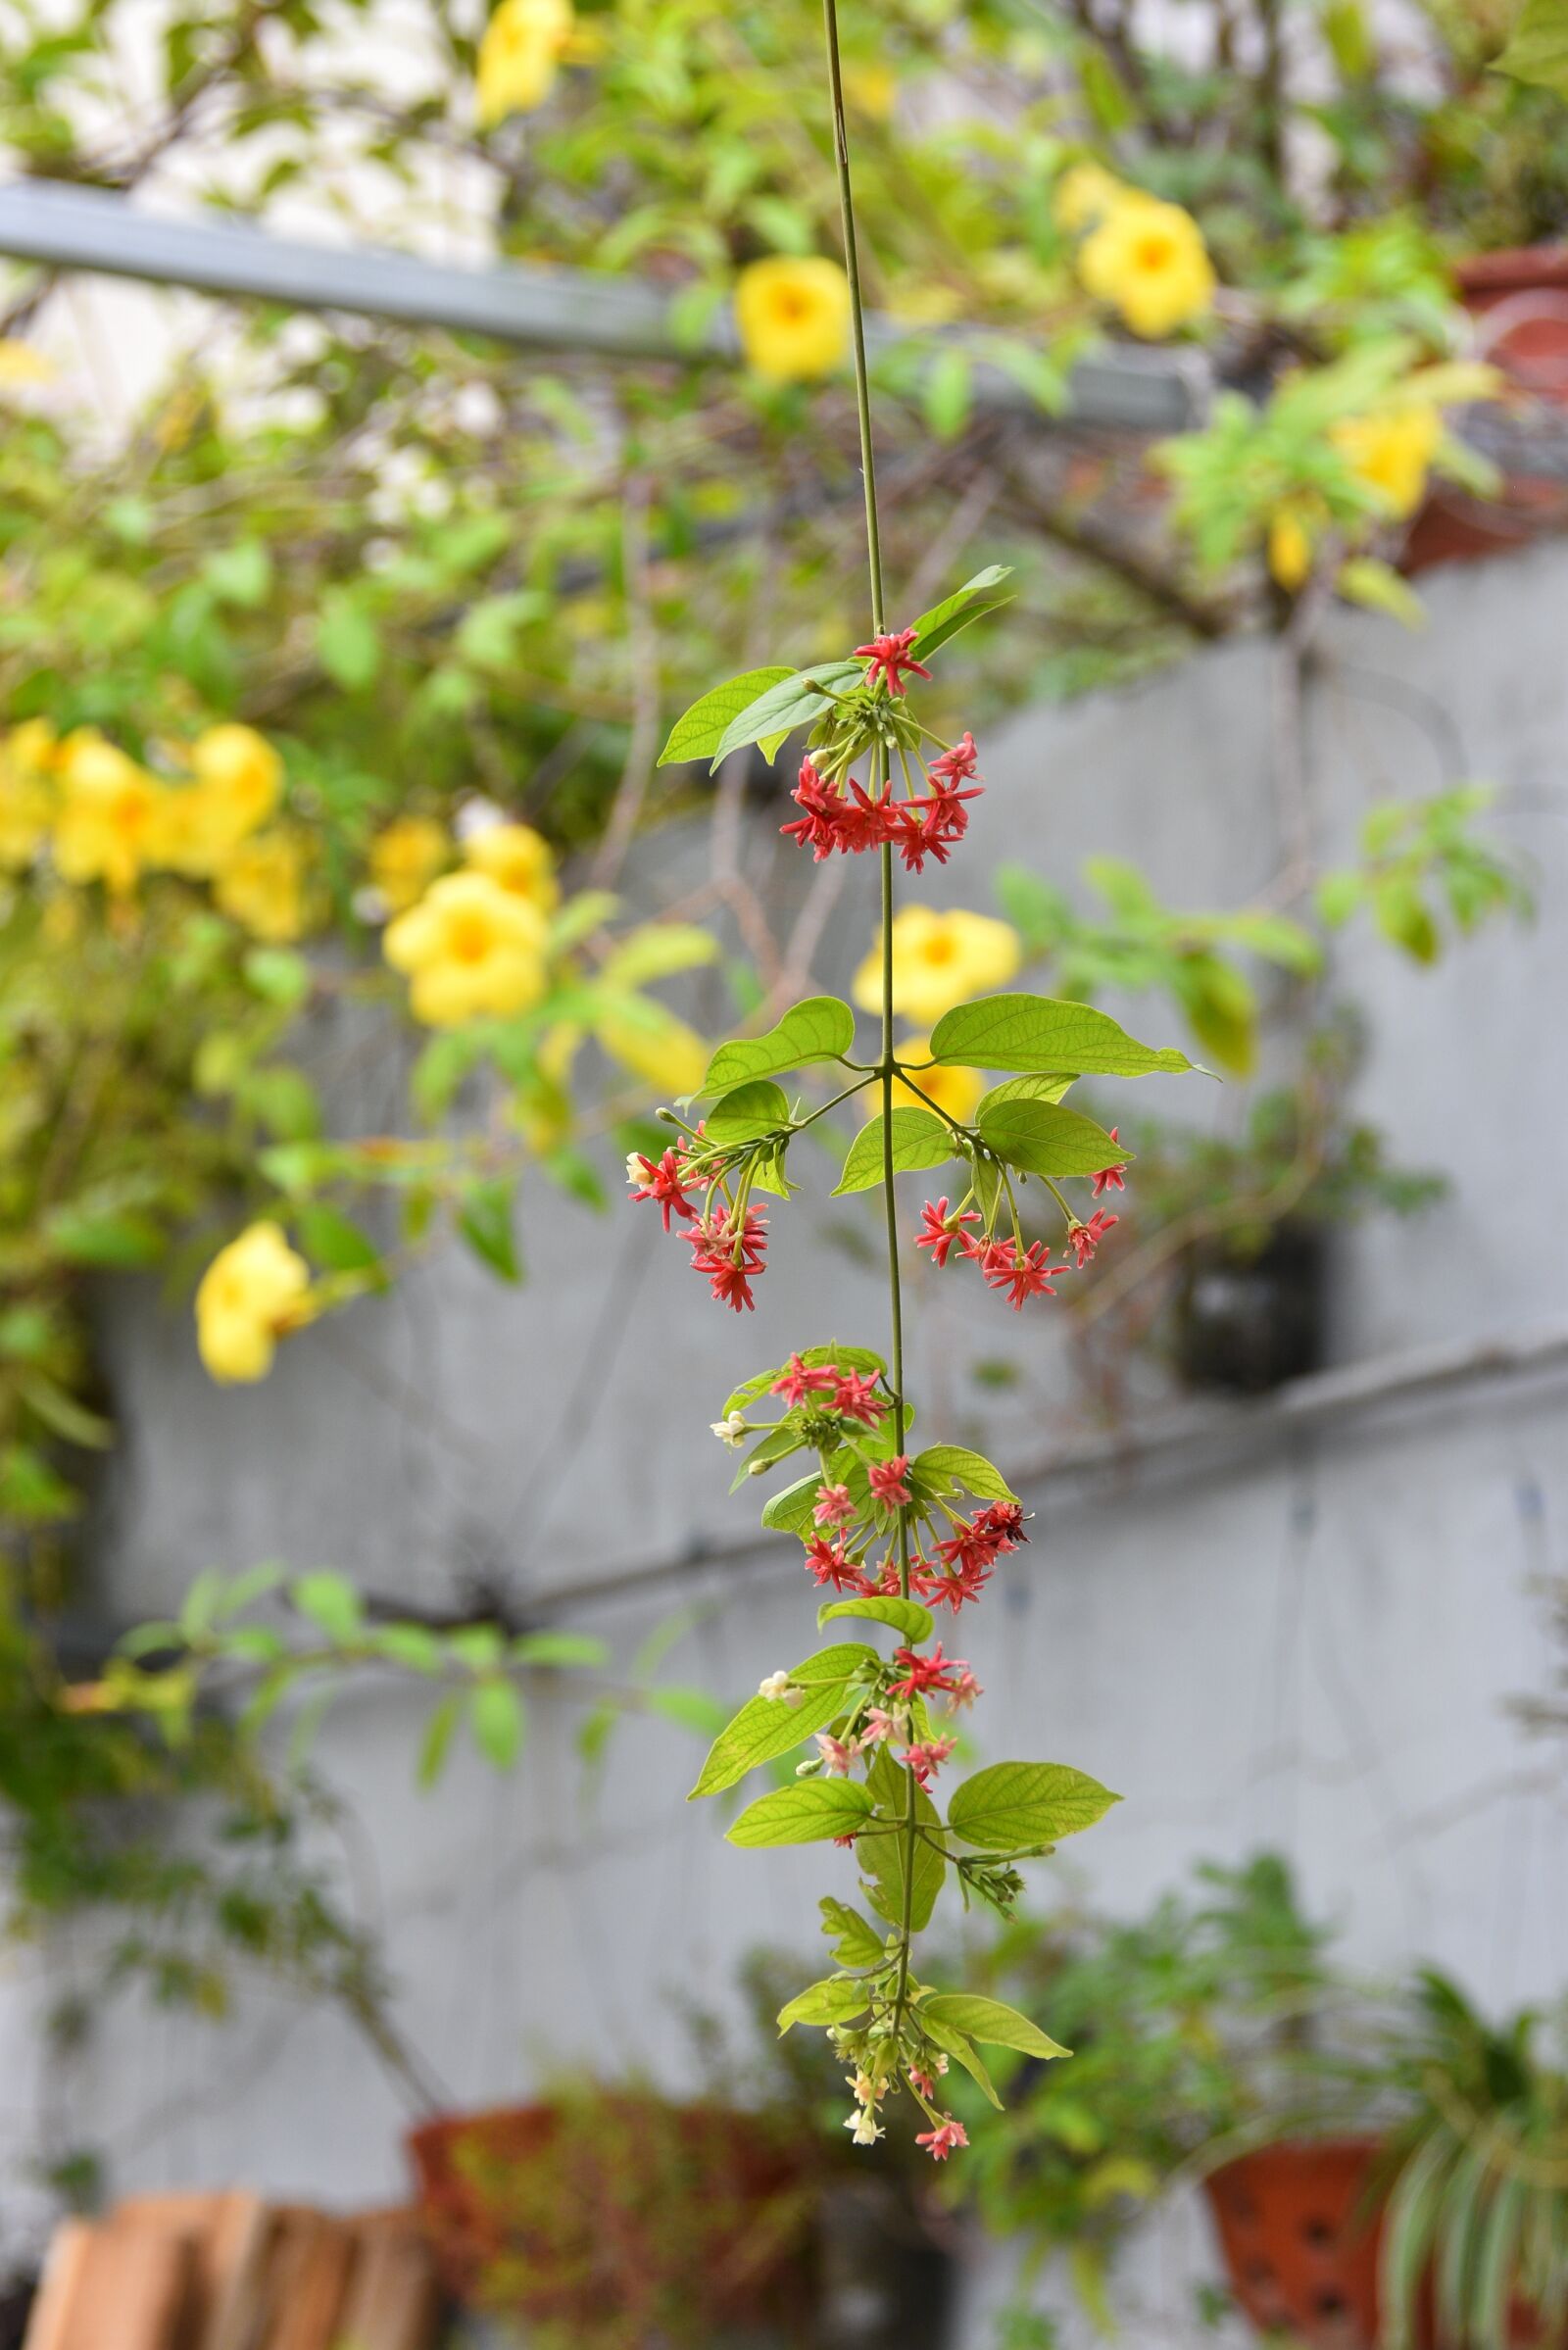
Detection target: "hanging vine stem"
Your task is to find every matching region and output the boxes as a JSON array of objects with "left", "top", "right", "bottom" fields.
[{"left": 632, "top": 0, "right": 1203, "bottom": 2167}]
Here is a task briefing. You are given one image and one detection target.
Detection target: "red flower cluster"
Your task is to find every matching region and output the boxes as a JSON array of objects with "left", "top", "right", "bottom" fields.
[
  {"left": 855, "top": 625, "right": 931, "bottom": 696},
  {"left": 779, "top": 736, "right": 982, "bottom": 871},
  {"left": 689, "top": 1205, "right": 767, "bottom": 1312},
  {"left": 889, "top": 1641, "right": 969, "bottom": 1700},
  {"left": 868, "top": 1454, "right": 912, "bottom": 1508},
  {"left": 1066, "top": 1208, "right": 1119, "bottom": 1268},
  {"left": 627, "top": 1147, "right": 705, "bottom": 1232},
  {"left": 905, "top": 1735, "right": 956, "bottom": 1787},
  {"left": 911, "top": 1499, "right": 1028, "bottom": 1611}
]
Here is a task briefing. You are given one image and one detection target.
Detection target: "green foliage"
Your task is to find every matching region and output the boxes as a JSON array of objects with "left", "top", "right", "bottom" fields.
[
  {"left": 928, "top": 994, "right": 1196, "bottom": 1078},
  {"left": 947, "top": 1762, "right": 1120, "bottom": 1851}
]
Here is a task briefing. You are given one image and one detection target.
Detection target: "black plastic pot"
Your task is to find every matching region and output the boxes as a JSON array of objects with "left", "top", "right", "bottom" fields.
[{"left": 1173, "top": 1221, "right": 1326, "bottom": 1396}]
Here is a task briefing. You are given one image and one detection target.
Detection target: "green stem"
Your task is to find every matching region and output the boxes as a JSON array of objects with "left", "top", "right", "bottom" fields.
[{"left": 822, "top": 0, "right": 917, "bottom": 2064}]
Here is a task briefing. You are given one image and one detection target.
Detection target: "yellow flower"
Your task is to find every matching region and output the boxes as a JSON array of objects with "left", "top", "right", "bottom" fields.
[
  {"left": 843, "top": 63, "right": 897, "bottom": 120},
  {"left": 384, "top": 869, "right": 550, "bottom": 1026},
  {"left": 192, "top": 723, "right": 283, "bottom": 838},
  {"left": 1054, "top": 162, "right": 1127, "bottom": 233},
  {"left": 1078, "top": 195, "right": 1215, "bottom": 339},
  {"left": 1268, "top": 501, "right": 1317, "bottom": 591},
  {"left": 1331, "top": 405, "right": 1442, "bottom": 521},
  {"left": 475, "top": 0, "right": 574, "bottom": 124},
  {"left": 885, "top": 1040, "right": 985, "bottom": 1126},
  {"left": 853, "top": 907, "right": 1023, "bottom": 1026},
  {"left": 214, "top": 830, "right": 312, "bottom": 942},
  {"left": 52, "top": 732, "right": 170, "bottom": 896},
  {"left": 0, "top": 720, "right": 58, "bottom": 868},
  {"left": 735, "top": 257, "right": 852, "bottom": 383},
  {"left": 370, "top": 815, "right": 450, "bottom": 911},
  {"left": 195, "top": 1221, "right": 312, "bottom": 1385},
  {"left": 464, "top": 819, "right": 561, "bottom": 912},
  {"left": 0, "top": 340, "right": 54, "bottom": 393},
  {"left": 596, "top": 1005, "right": 710, "bottom": 1097}
]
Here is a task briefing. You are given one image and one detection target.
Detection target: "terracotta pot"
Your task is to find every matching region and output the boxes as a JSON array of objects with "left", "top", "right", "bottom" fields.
[
  {"left": 1203, "top": 2138, "right": 1564, "bottom": 2350},
  {"left": 407, "top": 2097, "right": 817, "bottom": 2335},
  {"left": 1404, "top": 244, "right": 1568, "bottom": 573}
]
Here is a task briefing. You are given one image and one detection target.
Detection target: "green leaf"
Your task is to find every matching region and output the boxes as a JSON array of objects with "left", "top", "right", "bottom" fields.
[
  {"left": 818, "top": 1593, "right": 934, "bottom": 1642},
  {"left": 908, "top": 565, "right": 1013, "bottom": 661},
  {"left": 290, "top": 1571, "right": 364, "bottom": 1644},
  {"left": 760, "top": 1471, "right": 828, "bottom": 1537},
  {"left": 698, "top": 997, "right": 857, "bottom": 1096},
  {"left": 1337, "top": 557, "right": 1426, "bottom": 630},
  {"left": 710, "top": 661, "right": 862, "bottom": 769},
  {"left": 792, "top": 1642, "right": 884, "bottom": 1685},
  {"left": 704, "top": 1080, "right": 792, "bottom": 1147},
  {"left": 776, "top": 1975, "right": 873, "bottom": 2032},
  {"left": 929, "top": 995, "right": 1194, "bottom": 1076},
  {"left": 469, "top": 1678, "right": 525, "bottom": 1769},
  {"left": 1493, "top": 0, "right": 1568, "bottom": 93},
  {"left": 458, "top": 1178, "right": 521, "bottom": 1283},
  {"left": 911, "top": 1444, "right": 1018, "bottom": 1505},
  {"left": 861, "top": 1747, "right": 945, "bottom": 1933},
  {"left": 920, "top": 1991, "right": 1069, "bottom": 2059},
  {"left": 598, "top": 922, "right": 720, "bottom": 988},
  {"left": 243, "top": 947, "right": 311, "bottom": 1007},
  {"left": 689, "top": 1645, "right": 877, "bottom": 1796},
  {"left": 416, "top": 1689, "right": 464, "bottom": 1787},
  {"left": 371, "top": 1624, "right": 445, "bottom": 1675},
  {"left": 922, "top": 2016, "right": 1003, "bottom": 2109},
  {"left": 948, "top": 1761, "right": 1121, "bottom": 1851},
  {"left": 510, "top": 1631, "right": 607, "bottom": 1668},
  {"left": 976, "top": 1098, "right": 1129, "bottom": 1180},
  {"left": 727, "top": 1779, "right": 874, "bottom": 1845},
  {"left": 316, "top": 590, "right": 381, "bottom": 691},
  {"left": 15, "top": 1376, "right": 110, "bottom": 1448},
  {"left": 832, "top": 1107, "right": 958, "bottom": 1196},
  {"left": 660, "top": 666, "right": 795, "bottom": 765},
  {"left": 819, "top": 1896, "right": 886, "bottom": 1966},
  {"left": 975, "top": 1074, "right": 1074, "bottom": 1121},
  {"left": 296, "top": 1201, "right": 382, "bottom": 1277}
]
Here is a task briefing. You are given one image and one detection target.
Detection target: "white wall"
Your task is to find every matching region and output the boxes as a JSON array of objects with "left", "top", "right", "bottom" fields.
[{"left": 11, "top": 542, "right": 1568, "bottom": 2341}]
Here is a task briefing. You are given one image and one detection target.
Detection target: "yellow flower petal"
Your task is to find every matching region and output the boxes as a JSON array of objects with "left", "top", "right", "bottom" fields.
[
  {"left": 1078, "top": 195, "right": 1215, "bottom": 339},
  {"left": 852, "top": 907, "right": 1022, "bottom": 1027},
  {"left": 735, "top": 257, "right": 852, "bottom": 383},
  {"left": 195, "top": 1222, "right": 311, "bottom": 1384},
  {"left": 464, "top": 819, "right": 560, "bottom": 912},
  {"left": 384, "top": 869, "right": 549, "bottom": 1026}
]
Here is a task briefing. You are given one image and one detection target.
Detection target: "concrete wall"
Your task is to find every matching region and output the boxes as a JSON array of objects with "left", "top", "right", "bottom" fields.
[{"left": 10, "top": 541, "right": 1568, "bottom": 2339}]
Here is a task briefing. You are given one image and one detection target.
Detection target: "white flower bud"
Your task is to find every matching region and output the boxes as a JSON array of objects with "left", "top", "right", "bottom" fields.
[
  {"left": 627, "top": 1151, "right": 647, "bottom": 1185},
  {"left": 710, "top": 1410, "right": 748, "bottom": 1448},
  {"left": 844, "top": 2106, "right": 884, "bottom": 2145},
  {"left": 758, "top": 1670, "right": 793, "bottom": 1703}
]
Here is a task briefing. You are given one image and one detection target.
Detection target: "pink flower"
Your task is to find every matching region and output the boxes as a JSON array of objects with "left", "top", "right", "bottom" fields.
[
  {"left": 1091, "top": 1130, "right": 1128, "bottom": 1198},
  {"left": 907, "top": 2066, "right": 936, "bottom": 2099},
  {"left": 856, "top": 625, "right": 932, "bottom": 698},
  {"left": 974, "top": 1500, "right": 1028, "bottom": 1552},
  {"left": 874, "top": 1557, "right": 903, "bottom": 1595},
  {"left": 832, "top": 1371, "right": 886, "bottom": 1426},
  {"left": 832, "top": 1832, "right": 858, "bottom": 1848},
  {"left": 889, "top": 1642, "right": 965, "bottom": 1700},
  {"left": 891, "top": 800, "right": 955, "bottom": 875},
  {"left": 867, "top": 1455, "right": 912, "bottom": 1508},
  {"left": 1066, "top": 1208, "right": 1119, "bottom": 1268},
  {"left": 860, "top": 1707, "right": 898, "bottom": 1744},
  {"left": 937, "top": 1515, "right": 1002, "bottom": 1578},
  {"left": 772, "top": 1352, "right": 841, "bottom": 1407},
  {"left": 928, "top": 732, "right": 979, "bottom": 786},
  {"left": 813, "top": 1483, "right": 857, "bottom": 1529},
  {"left": 946, "top": 1666, "right": 982, "bottom": 1712},
  {"left": 927, "top": 1555, "right": 992, "bottom": 1611},
  {"left": 804, "top": 1535, "right": 867, "bottom": 1593},
  {"left": 982, "top": 1237, "right": 1067, "bottom": 1310},
  {"left": 815, "top": 1733, "right": 857, "bottom": 1777},
  {"left": 688, "top": 1206, "right": 767, "bottom": 1312},
  {"left": 905, "top": 1735, "right": 956, "bottom": 1787},
  {"left": 778, "top": 759, "right": 843, "bottom": 860},
  {"left": 916, "top": 2117, "right": 968, "bottom": 2162},
  {"left": 915, "top": 1198, "right": 979, "bottom": 1269},
  {"left": 627, "top": 1149, "right": 702, "bottom": 1233}
]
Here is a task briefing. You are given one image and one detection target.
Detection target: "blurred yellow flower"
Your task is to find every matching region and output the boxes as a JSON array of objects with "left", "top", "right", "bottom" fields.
[
  {"left": 596, "top": 1005, "right": 710, "bottom": 1097},
  {"left": 1078, "top": 196, "right": 1215, "bottom": 339},
  {"left": 0, "top": 720, "right": 58, "bottom": 868},
  {"left": 1268, "top": 501, "right": 1318, "bottom": 591},
  {"left": 215, "top": 830, "right": 311, "bottom": 942},
  {"left": 52, "top": 732, "right": 170, "bottom": 896},
  {"left": 384, "top": 869, "right": 550, "bottom": 1026},
  {"left": 476, "top": 0, "right": 574, "bottom": 124},
  {"left": 0, "top": 340, "right": 54, "bottom": 393},
  {"left": 196, "top": 1221, "right": 313, "bottom": 1385},
  {"left": 1054, "top": 162, "right": 1126, "bottom": 233},
  {"left": 843, "top": 63, "right": 897, "bottom": 119},
  {"left": 735, "top": 257, "right": 852, "bottom": 383},
  {"left": 464, "top": 819, "right": 561, "bottom": 912},
  {"left": 853, "top": 907, "right": 1022, "bottom": 1026},
  {"left": 1331, "top": 405, "right": 1442, "bottom": 520},
  {"left": 370, "top": 814, "right": 450, "bottom": 911},
  {"left": 193, "top": 722, "right": 283, "bottom": 836},
  {"left": 886, "top": 1040, "right": 985, "bottom": 1125}
]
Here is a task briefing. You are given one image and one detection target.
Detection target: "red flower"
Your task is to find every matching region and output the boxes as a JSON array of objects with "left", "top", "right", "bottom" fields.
[
  {"left": 813, "top": 1483, "right": 857, "bottom": 1529},
  {"left": 867, "top": 1455, "right": 912, "bottom": 1508},
  {"left": 1066, "top": 1208, "right": 1119, "bottom": 1268},
  {"left": 936, "top": 1515, "right": 1002, "bottom": 1578},
  {"left": 916, "top": 2118, "right": 968, "bottom": 2161},
  {"left": 905, "top": 1735, "right": 956, "bottom": 1787},
  {"left": 982, "top": 1237, "right": 1067, "bottom": 1310},
  {"left": 627, "top": 1148, "right": 701, "bottom": 1233},
  {"left": 875, "top": 1557, "right": 904, "bottom": 1595},
  {"left": 856, "top": 625, "right": 932, "bottom": 698},
  {"left": 832, "top": 1832, "right": 858, "bottom": 1848},
  {"left": 804, "top": 1536, "right": 868, "bottom": 1593},
  {"left": 1091, "top": 1130, "right": 1128, "bottom": 1198},
  {"left": 974, "top": 1499, "right": 1028, "bottom": 1552},
  {"left": 908, "top": 2066, "right": 936, "bottom": 2100},
  {"left": 779, "top": 759, "right": 843, "bottom": 860},
  {"left": 915, "top": 1198, "right": 980, "bottom": 1269},
  {"left": 688, "top": 1205, "right": 767, "bottom": 1312},
  {"left": 929, "top": 731, "right": 979, "bottom": 786},
  {"left": 890, "top": 801, "right": 954, "bottom": 875},
  {"left": 832, "top": 1370, "right": 885, "bottom": 1426},
  {"left": 930, "top": 1555, "right": 992, "bottom": 1609},
  {"left": 946, "top": 1666, "right": 982, "bottom": 1711},
  {"left": 772, "top": 1352, "right": 841, "bottom": 1407},
  {"left": 780, "top": 761, "right": 906, "bottom": 860},
  {"left": 889, "top": 1642, "right": 966, "bottom": 1699}
]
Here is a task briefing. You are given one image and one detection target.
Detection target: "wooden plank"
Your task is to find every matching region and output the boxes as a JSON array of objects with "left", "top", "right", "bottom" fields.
[
  {"left": 22, "top": 2219, "right": 197, "bottom": 2350},
  {"left": 20, "top": 2222, "right": 95, "bottom": 2350},
  {"left": 331, "top": 2228, "right": 442, "bottom": 2350},
  {"left": 110, "top": 2194, "right": 272, "bottom": 2350},
  {"left": 263, "top": 2216, "right": 355, "bottom": 2350}
]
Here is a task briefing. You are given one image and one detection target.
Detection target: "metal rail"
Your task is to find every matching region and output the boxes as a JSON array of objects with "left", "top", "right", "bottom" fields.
[{"left": 0, "top": 175, "right": 1209, "bottom": 433}]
